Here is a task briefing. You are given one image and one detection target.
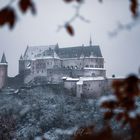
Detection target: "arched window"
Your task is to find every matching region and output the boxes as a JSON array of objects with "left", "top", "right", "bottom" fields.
[
  {"left": 90, "top": 65, "right": 94, "bottom": 68},
  {"left": 92, "top": 73, "right": 95, "bottom": 77}
]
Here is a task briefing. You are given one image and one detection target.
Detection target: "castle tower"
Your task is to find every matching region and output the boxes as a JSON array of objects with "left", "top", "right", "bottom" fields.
[
  {"left": 89, "top": 36, "right": 92, "bottom": 46},
  {"left": 0, "top": 53, "right": 8, "bottom": 89},
  {"left": 19, "top": 54, "right": 25, "bottom": 74}
]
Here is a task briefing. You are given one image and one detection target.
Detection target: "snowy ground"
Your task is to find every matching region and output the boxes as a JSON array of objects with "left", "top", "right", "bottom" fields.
[{"left": 0, "top": 86, "right": 103, "bottom": 140}]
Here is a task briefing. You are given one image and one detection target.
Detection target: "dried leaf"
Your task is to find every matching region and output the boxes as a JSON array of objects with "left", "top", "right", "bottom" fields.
[
  {"left": 64, "top": 0, "right": 74, "bottom": 3},
  {"left": 65, "top": 24, "right": 74, "bottom": 36},
  {"left": 130, "top": 0, "right": 138, "bottom": 17},
  {"left": 104, "top": 111, "right": 114, "bottom": 120},
  {"left": 19, "top": 0, "right": 36, "bottom": 14},
  {"left": 98, "top": 0, "right": 103, "bottom": 3},
  {"left": 64, "top": 0, "right": 83, "bottom": 3},
  {"left": 76, "top": 0, "right": 84, "bottom": 3},
  {"left": 0, "top": 7, "right": 16, "bottom": 29}
]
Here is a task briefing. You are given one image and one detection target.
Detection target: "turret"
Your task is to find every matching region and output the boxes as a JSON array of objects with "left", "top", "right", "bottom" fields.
[
  {"left": 19, "top": 54, "right": 25, "bottom": 74},
  {"left": 20, "top": 54, "right": 23, "bottom": 60},
  {"left": 89, "top": 36, "right": 92, "bottom": 46},
  {"left": 0, "top": 53, "right": 8, "bottom": 89}
]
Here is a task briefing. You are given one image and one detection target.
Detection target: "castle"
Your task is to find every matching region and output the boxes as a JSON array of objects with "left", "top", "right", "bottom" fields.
[
  {"left": 19, "top": 39, "right": 106, "bottom": 85},
  {"left": 0, "top": 39, "right": 109, "bottom": 97},
  {"left": 0, "top": 53, "right": 8, "bottom": 89}
]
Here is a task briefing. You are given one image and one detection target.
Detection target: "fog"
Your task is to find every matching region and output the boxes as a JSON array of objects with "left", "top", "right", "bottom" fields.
[{"left": 0, "top": 0, "right": 140, "bottom": 77}]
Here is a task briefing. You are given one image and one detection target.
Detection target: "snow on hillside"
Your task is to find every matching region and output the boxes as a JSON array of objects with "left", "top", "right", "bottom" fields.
[{"left": 0, "top": 86, "right": 103, "bottom": 140}]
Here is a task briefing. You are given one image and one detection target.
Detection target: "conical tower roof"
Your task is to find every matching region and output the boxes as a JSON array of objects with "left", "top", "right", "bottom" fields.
[
  {"left": 89, "top": 35, "right": 92, "bottom": 46},
  {"left": 20, "top": 54, "right": 23, "bottom": 60},
  {"left": 1, "top": 53, "right": 7, "bottom": 63}
]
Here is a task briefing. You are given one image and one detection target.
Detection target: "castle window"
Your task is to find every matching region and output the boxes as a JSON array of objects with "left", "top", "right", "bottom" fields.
[
  {"left": 92, "top": 73, "right": 95, "bottom": 77},
  {"left": 75, "top": 66, "right": 78, "bottom": 69},
  {"left": 85, "top": 65, "right": 89, "bottom": 67},
  {"left": 95, "top": 65, "right": 98, "bottom": 68},
  {"left": 101, "top": 65, "right": 103, "bottom": 68},
  {"left": 71, "top": 66, "right": 73, "bottom": 69},
  {"left": 90, "top": 65, "right": 94, "bottom": 68}
]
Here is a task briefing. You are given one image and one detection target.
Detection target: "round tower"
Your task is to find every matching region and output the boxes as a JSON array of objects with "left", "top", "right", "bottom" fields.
[
  {"left": 0, "top": 53, "right": 8, "bottom": 89},
  {"left": 19, "top": 54, "right": 25, "bottom": 74}
]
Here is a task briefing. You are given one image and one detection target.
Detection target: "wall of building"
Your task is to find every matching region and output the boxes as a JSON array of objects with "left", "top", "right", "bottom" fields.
[
  {"left": 62, "top": 58, "right": 84, "bottom": 69},
  {"left": 83, "top": 68, "right": 106, "bottom": 77},
  {"left": 19, "top": 60, "right": 25, "bottom": 74},
  {"left": 30, "top": 58, "right": 62, "bottom": 75},
  {"left": 47, "top": 68, "right": 71, "bottom": 83},
  {"left": 62, "top": 57, "right": 104, "bottom": 70},
  {"left": 76, "top": 82, "right": 83, "bottom": 98},
  {"left": 83, "top": 57, "right": 104, "bottom": 68},
  {"left": 20, "top": 47, "right": 106, "bottom": 85},
  {"left": 82, "top": 80, "right": 105, "bottom": 97},
  {"left": 64, "top": 81, "right": 77, "bottom": 90}
]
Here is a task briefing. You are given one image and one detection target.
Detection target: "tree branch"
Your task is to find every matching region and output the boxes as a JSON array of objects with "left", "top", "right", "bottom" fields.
[{"left": 57, "top": 1, "right": 90, "bottom": 35}]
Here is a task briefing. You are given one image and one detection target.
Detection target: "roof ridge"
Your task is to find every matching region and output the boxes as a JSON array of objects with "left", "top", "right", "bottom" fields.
[
  {"left": 28, "top": 44, "right": 57, "bottom": 48},
  {"left": 59, "top": 45, "right": 99, "bottom": 49}
]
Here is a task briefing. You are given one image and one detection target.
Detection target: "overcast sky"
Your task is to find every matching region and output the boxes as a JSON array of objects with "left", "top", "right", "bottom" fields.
[{"left": 0, "top": 0, "right": 140, "bottom": 77}]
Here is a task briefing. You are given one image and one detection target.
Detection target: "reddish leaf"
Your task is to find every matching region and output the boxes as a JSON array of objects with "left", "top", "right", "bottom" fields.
[
  {"left": 0, "top": 7, "right": 16, "bottom": 29},
  {"left": 98, "top": 0, "right": 103, "bottom": 3},
  {"left": 101, "top": 100, "right": 118, "bottom": 109},
  {"left": 130, "top": 0, "right": 138, "bottom": 17},
  {"left": 64, "top": 0, "right": 74, "bottom": 3},
  {"left": 104, "top": 111, "right": 114, "bottom": 120},
  {"left": 19, "top": 0, "right": 36, "bottom": 14},
  {"left": 65, "top": 24, "right": 74, "bottom": 36},
  {"left": 115, "top": 113, "right": 124, "bottom": 121},
  {"left": 76, "top": 0, "right": 83, "bottom": 3}
]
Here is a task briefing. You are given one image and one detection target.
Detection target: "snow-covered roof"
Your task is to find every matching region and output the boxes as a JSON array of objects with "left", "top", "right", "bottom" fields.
[
  {"left": 64, "top": 76, "right": 105, "bottom": 84},
  {"left": 65, "top": 77, "right": 79, "bottom": 81},
  {"left": 62, "top": 77, "right": 67, "bottom": 80},
  {"left": 80, "top": 76, "right": 105, "bottom": 81},
  {"left": 58, "top": 45, "right": 102, "bottom": 58},
  {"left": 23, "top": 45, "right": 57, "bottom": 60},
  {"left": 22, "top": 44, "right": 103, "bottom": 60},
  {"left": 35, "top": 56, "right": 54, "bottom": 59},
  {"left": 77, "top": 81, "right": 83, "bottom": 85},
  {"left": 84, "top": 67, "right": 106, "bottom": 70},
  {"left": 0, "top": 63, "right": 7, "bottom": 65},
  {"left": 106, "top": 76, "right": 125, "bottom": 80},
  {"left": 76, "top": 76, "right": 105, "bottom": 85}
]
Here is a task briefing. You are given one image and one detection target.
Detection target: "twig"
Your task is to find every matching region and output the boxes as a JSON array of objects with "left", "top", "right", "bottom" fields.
[
  {"left": 57, "top": 1, "right": 90, "bottom": 32},
  {"left": 108, "top": 13, "right": 140, "bottom": 38}
]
